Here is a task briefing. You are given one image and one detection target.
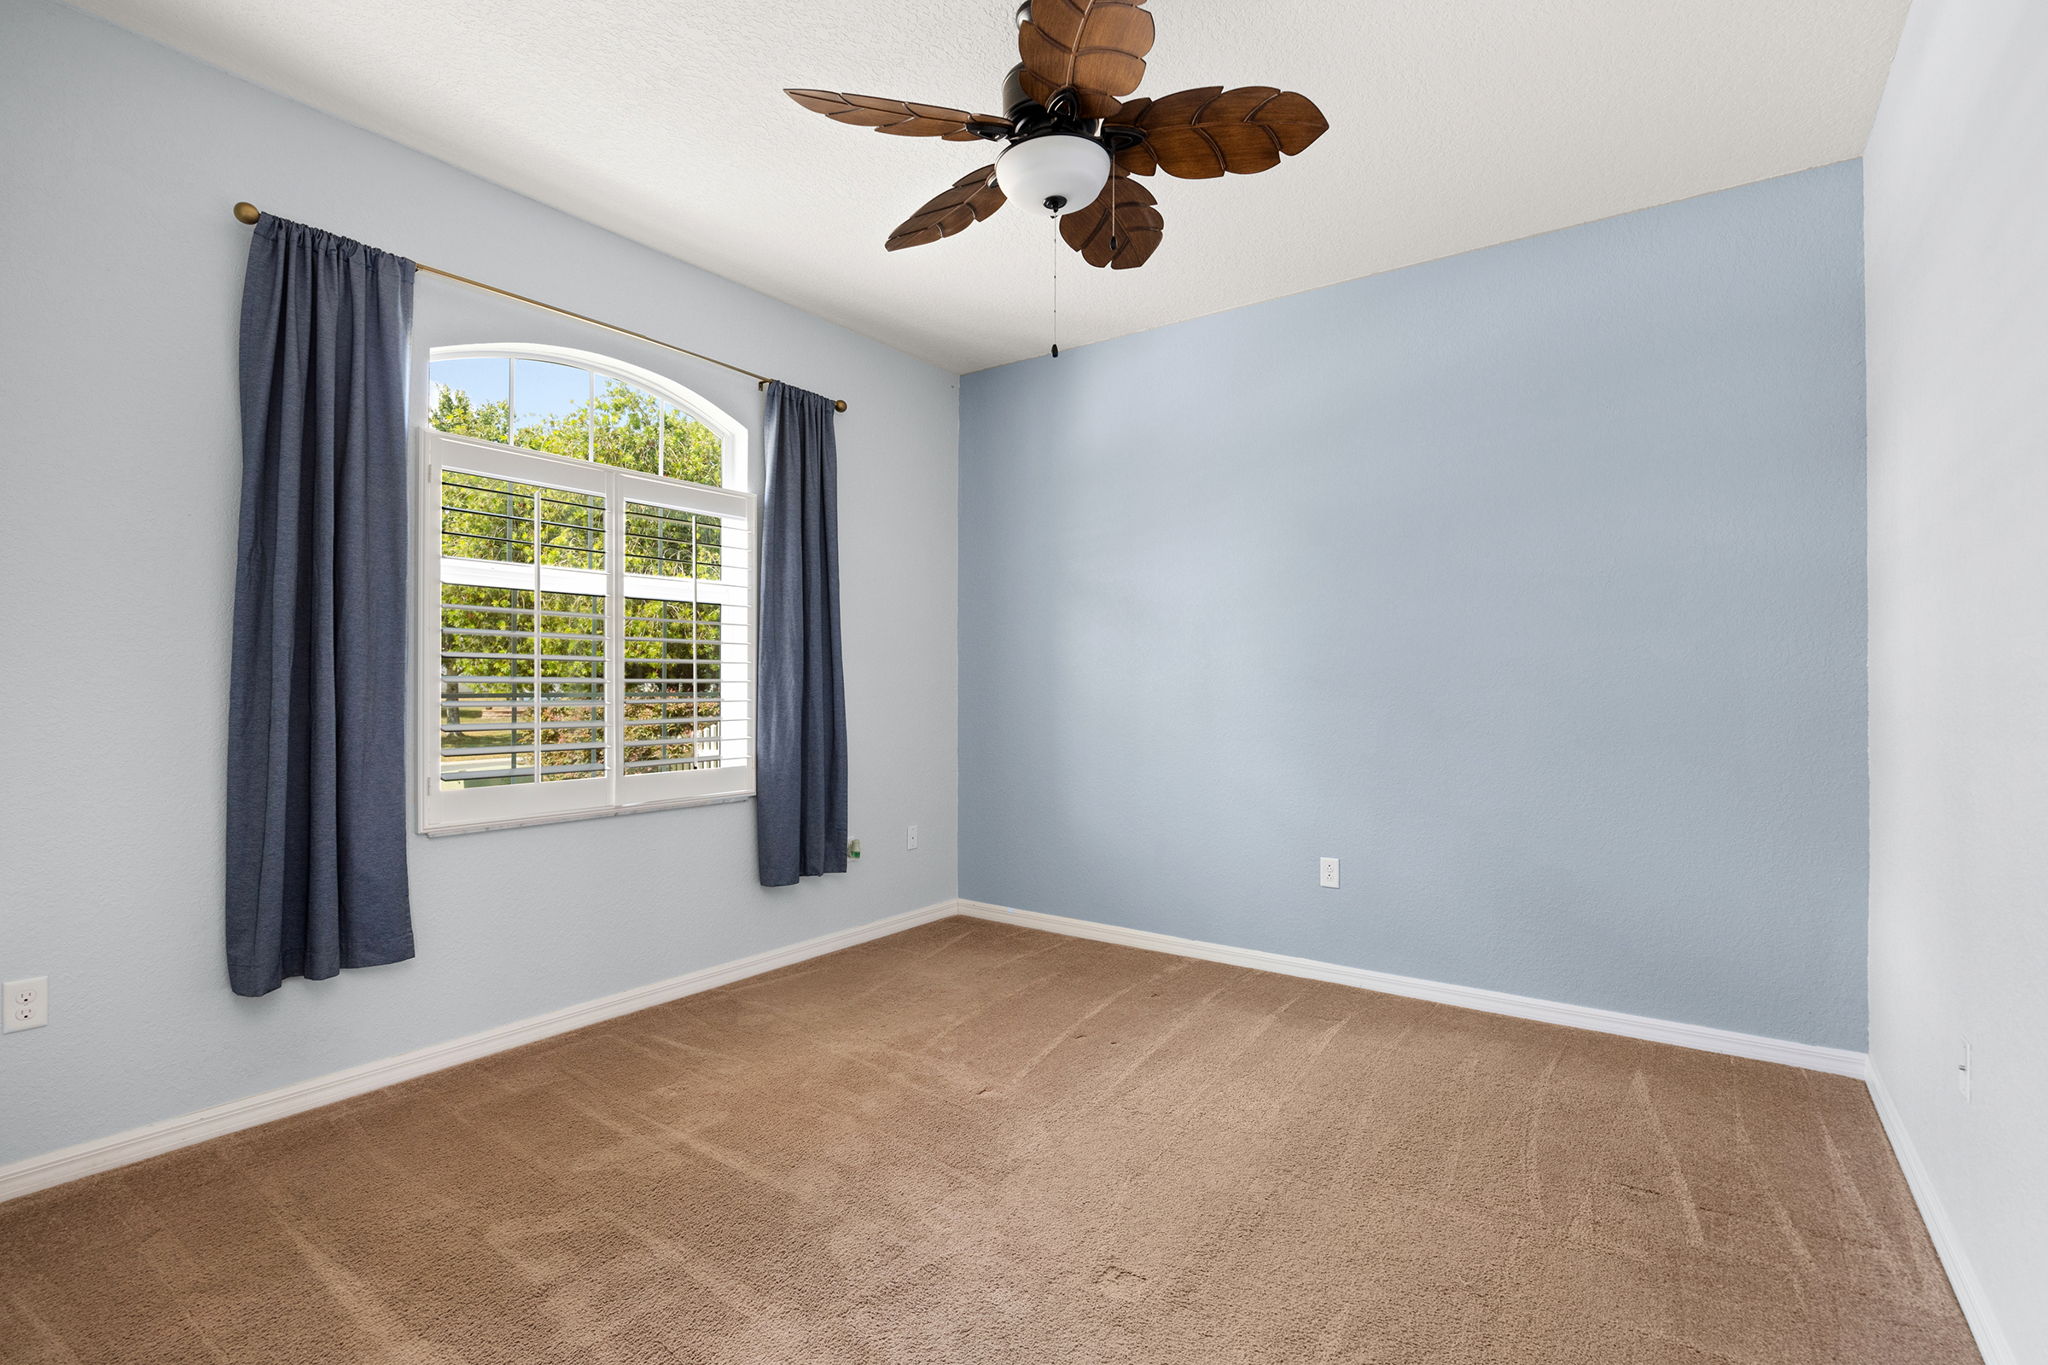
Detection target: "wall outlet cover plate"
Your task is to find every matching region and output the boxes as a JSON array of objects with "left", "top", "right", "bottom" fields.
[{"left": 4, "top": 977, "right": 48, "bottom": 1033}]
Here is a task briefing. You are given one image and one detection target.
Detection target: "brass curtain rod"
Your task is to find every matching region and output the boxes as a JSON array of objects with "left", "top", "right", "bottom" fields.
[{"left": 232, "top": 203, "right": 847, "bottom": 412}]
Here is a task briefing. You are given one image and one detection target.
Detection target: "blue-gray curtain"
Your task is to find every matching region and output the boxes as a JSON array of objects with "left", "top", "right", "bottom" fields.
[
  {"left": 226, "top": 214, "right": 416, "bottom": 996},
  {"left": 756, "top": 383, "right": 848, "bottom": 886}
]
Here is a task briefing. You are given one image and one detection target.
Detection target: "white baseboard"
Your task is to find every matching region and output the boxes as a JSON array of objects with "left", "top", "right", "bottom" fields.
[
  {"left": 953, "top": 900, "right": 1870, "bottom": 1078},
  {"left": 0, "top": 897, "right": 1878, "bottom": 1208},
  {"left": 0, "top": 900, "right": 961, "bottom": 1204},
  {"left": 1866, "top": 1063, "right": 2015, "bottom": 1365}
]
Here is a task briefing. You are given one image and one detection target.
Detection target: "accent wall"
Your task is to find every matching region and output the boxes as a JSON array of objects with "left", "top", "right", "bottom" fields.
[{"left": 960, "top": 162, "right": 1869, "bottom": 1049}]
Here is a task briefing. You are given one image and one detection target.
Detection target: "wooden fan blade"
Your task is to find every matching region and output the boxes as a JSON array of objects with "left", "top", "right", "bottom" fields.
[
  {"left": 1135, "top": 86, "right": 1330, "bottom": 179},
  {"left": 785, "top": 89, "right": 1009, "bottom": 141},
  {"left": 886, "top": 166, "right": 1008, "bottom": 251},
  {"left": 1017, "top": 0, "right": 1154, "bottom": 120},
  {"left": 1109, "top": 97, "right": 1156, "bottom": 175},
  {"left": 1059, "top": 172, "right": 1163, "bottom": 269}
]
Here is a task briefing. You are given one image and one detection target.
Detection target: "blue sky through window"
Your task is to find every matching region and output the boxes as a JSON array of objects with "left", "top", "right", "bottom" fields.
[
  {"left": 513, "top": 359, "right": 590, "bottom": 451},
  {"left": 430, "top": 356, "right": 507, "bottom": 408}
]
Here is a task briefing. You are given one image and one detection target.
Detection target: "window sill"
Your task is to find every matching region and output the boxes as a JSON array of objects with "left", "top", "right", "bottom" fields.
[{"left": 420, "top": 791, "right": 753, "bottom": 838}]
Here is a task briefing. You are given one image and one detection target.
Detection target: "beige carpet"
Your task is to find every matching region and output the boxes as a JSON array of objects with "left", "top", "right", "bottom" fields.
[{"left": 0, "top": 917, "right": 1978, "bottom": 1364}]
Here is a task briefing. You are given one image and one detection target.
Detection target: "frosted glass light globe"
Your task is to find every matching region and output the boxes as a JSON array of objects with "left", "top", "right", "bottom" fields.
[{"left": 996, "top": 134, "right": 1111, "bottom": 216}]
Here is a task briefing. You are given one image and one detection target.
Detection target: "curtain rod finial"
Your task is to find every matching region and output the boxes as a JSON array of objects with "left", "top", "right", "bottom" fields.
[{"left": 233, "top": 202, "right": 261, "bottom": 225}]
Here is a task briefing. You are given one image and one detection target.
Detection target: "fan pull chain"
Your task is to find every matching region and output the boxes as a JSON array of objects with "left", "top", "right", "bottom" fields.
[{"left": 1050, "top": 216, "right": 1060, "bottom": 358}]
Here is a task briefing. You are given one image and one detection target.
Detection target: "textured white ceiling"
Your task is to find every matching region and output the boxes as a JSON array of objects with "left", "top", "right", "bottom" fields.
[{"left": 71, "top": 0, "right": 1910, "bottom": 372}]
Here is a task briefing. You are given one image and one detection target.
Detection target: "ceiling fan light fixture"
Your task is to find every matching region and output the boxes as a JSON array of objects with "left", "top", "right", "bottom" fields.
[
  {"left": 784, "top": 0, "right": 1331, "bottom": 271},
  {"left": 996, "top": 134, "right": 1111, "bottom": 217}
]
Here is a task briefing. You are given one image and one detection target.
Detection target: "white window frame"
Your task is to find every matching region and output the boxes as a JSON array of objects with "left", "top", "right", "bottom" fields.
[{"left": 415, "top": 344, "right": 756, "bottom": 836}]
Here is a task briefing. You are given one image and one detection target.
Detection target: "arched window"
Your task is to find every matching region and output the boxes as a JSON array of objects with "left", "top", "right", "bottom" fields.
[
  {"left": 417, "top": 344, "right": 754, "bottom": 832},
  {"left": 427, "top": 344, "right": 744, "bottom": 490}
]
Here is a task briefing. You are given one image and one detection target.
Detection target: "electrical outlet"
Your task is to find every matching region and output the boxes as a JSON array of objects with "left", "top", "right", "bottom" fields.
[
  {"left": 907, "top": 824, "right": 920, "bottom": 851},
  {"left": 1957, "top": 1039, "right": 1971, "bottom": 1100},
  {"left": 1318, "top": 857, "right": 1340, "bottom": 889},
  {"left": 846, "top": 838, "right": 862, "bottom": 860},
  {"left": 4, "top": 977, "right": 47, "bottom": 1033}
]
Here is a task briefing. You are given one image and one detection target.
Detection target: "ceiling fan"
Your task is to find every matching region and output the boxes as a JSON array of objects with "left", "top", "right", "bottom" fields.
[{"left": 785, "top": 0, "right": 1330, "bottom": 272}]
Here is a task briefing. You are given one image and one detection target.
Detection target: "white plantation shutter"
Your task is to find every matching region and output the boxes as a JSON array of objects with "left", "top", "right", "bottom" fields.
[
  {"left": 615, "top": 471, "right": 753, "bottom": 803},
  {"left": 420, "top": 422, "right": 753, "bottom": 833}
]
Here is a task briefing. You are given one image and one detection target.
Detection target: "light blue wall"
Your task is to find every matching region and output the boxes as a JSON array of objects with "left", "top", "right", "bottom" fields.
[
  {"left": 0, "top": 0, "right": 957, "bottom": 1167},
  {"left": 960, "top": 163, "right": 1868, "bottom": 1049}
]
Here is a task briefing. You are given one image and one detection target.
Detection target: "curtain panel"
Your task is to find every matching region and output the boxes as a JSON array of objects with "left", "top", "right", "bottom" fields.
[
  {"left": 226, "top": 214, "right": 415, "bottom": 996},
  {"left": 755, "top": 382, "right": 849, "bottom": 886}
]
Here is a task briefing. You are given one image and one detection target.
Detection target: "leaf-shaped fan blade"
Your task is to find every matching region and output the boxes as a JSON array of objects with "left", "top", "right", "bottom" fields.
[
  {"left": 1108, "top": 97, "right": 1156, "bottom": 175},
  {"left": 1017, "top": 0, "right": 1155, "bottom": 120},
  {"left": 1134, "top": 87, "right": 1329, "bottom": 178},
  {"left": 886, "top": 166, "right": 1008, "bottom": 251},
  {"left": 1059, "top": 173, "right": 1162, "bottom": 269},
  {"left": 785, "top": 89, "right": 1008, "bottom": 142}
]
